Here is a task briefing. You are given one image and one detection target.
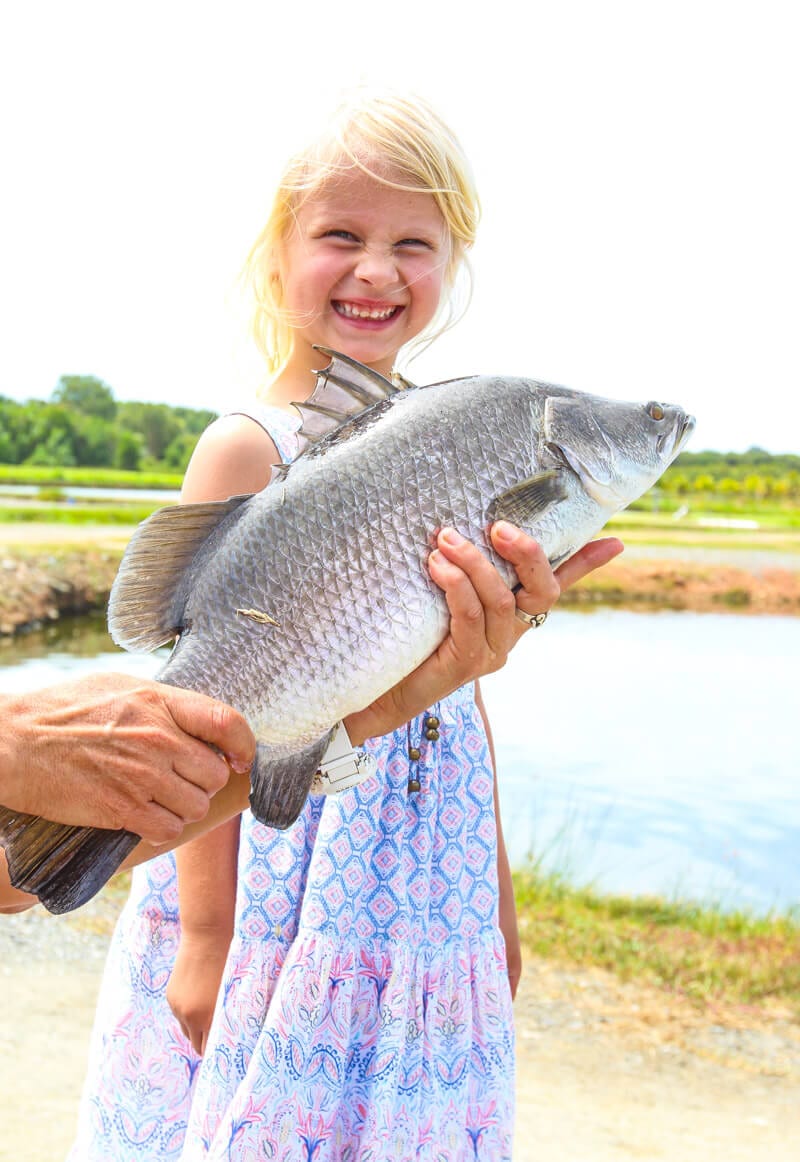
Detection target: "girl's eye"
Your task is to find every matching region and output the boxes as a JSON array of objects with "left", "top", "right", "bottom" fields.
[
  {"left": 396, "top": 238, "right": 433, "bottom": 250},
  {"left": 648, "top": 402, "right": 665, "bottom": 421},
  {"left": 323, "top": 230, "right": 359, "bottom": 242}
]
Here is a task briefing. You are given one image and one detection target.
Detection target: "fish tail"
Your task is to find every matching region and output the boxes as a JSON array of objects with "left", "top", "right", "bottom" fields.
[{"left": 0, "top": 808, "right": 138, "bottom": 915}]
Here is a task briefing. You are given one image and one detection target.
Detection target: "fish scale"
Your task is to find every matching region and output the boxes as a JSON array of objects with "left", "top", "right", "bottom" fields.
[{"left": 0, "top": 349, "right": 694, "bottom": 913}]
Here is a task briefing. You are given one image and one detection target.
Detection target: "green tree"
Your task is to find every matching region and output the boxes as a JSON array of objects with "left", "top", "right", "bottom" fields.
[
  {"left": 163, "top": 432, "right": 199, "bottom": 472},
  {"left": 119, "top": 402, "right": 181, "bottom": 461},
  {"left": 693, "top": 474, "right": 715, "bottom": 493},
  {"left": 26, "top": 428, "right": 77, "bottom": 466},
  {"left": 114, "top": 429, "right": 143, "bottom": 471},
  {"left": 52, "top": 375, "right": 117, "bottom": 421},
  {"left": 26, "top": 403, "right": 78, "bottom": 466}
]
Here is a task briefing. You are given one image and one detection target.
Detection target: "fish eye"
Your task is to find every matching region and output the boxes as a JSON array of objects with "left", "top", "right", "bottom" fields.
[{"left": 648, "top": 402, "right": 665, "bottom": 421}]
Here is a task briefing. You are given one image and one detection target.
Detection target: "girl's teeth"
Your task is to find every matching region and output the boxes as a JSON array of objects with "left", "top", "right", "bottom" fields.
[{"left": 336, "top": 303, "right": 397, "bottom": 320}]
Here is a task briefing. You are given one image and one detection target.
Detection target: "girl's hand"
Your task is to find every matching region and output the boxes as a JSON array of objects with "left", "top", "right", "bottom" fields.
[
  {"left": 166, "top": 933, "right": 230, "bottom": 1056},
  {"left": 345, "top": 525, "right": 623, "bottom": 744}
]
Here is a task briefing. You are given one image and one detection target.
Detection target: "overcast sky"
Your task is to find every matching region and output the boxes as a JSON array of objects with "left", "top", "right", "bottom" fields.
[{"left": 1, "top": 1, "right": 797, "bottom": 453}]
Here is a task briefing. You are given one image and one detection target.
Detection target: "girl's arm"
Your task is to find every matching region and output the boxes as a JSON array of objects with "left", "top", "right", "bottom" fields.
[
  {"left": 166, "top": 415, "right": 277, "bottom": 1054},
  {"left": 474, "top": 679, "right": 522, "bottom": 1000}
]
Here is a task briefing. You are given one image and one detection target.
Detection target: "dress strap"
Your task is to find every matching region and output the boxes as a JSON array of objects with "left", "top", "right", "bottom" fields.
[{"left": 225, "top": 401, "right": 301, "bottom": 466}]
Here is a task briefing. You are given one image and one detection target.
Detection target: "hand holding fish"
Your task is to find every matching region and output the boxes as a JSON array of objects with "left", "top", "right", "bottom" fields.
[
  {"left": 343, "top": 523, "right": 624, "bottom": 746},
  {"left": 0, "top": 674, "right": 255, "bottom": 838}
]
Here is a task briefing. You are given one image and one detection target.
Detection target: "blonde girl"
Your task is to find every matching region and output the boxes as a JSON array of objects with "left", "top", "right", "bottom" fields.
[{"left": 69, "top": 89, "right": 621, "bottom": 1162}]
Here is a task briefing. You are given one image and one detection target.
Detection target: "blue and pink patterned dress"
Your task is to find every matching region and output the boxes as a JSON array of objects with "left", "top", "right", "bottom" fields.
[{"left": 68, "top": 406, "right": 514, "bottom": 1162}]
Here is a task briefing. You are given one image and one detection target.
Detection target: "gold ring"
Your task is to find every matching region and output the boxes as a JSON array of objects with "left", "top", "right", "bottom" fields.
[{"left": 515, "top": 609, "right": 548, "bottom": 629}]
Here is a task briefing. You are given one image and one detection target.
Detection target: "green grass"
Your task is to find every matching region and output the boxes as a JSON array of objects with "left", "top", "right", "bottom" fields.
[
  {"left": 0, "top": 504, "right": 157, "bottom": 525},
  {"left": 0, "top": 465, "right": 183, "bottom": 489},
  {"left": 514, "top": 866, "right": 800, "bottom": 1014}
]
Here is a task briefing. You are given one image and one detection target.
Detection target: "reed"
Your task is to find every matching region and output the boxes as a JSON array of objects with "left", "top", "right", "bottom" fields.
[{"left": 514, "top": 865, "right": 800, "bottom": 1015}]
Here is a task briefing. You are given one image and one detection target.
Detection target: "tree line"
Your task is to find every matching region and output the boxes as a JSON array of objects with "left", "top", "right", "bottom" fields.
[
  {"left": 0, "top": 376, "right": 798, "bottom": 496},
  {"left": 0, "top": 376, "right": 217, "bottom": 473},
  {"left": 661, "top": 449, "right": 800, "bottom": 500}
]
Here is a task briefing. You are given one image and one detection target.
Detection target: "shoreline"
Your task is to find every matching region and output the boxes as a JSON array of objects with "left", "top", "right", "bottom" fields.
[{"left": 1, "top": 534, "right": 799, "bottom": 639}]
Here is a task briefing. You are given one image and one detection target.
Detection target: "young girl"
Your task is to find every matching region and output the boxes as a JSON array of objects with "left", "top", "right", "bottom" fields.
[{"left": 69, "top": 89, "right": 621, "bottom": 1161}]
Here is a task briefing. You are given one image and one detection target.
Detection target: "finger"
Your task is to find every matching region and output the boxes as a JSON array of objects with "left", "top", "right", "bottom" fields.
[
  {"left": 170, "top": 736, "right": 232, "bottom": 796},
  {"left": 434, "top": 529, "right": 516, "bottom": 656},
  {"left": 162, "top": 690, "right": 256, "bottom": 774},
  {"left": 428, "top": 545, "right": 486, "bottom": 661},
  {"left": 554, "top": 537, "right": 624, "bottom": 591},
  {"left": 122, "top": 798, "right": 190, "bottom": 845},
  {"left": 490, "top": 522, "right": 560, "bottom": 613},
  {"left": 143, "top": 768, "right": 214, "bottom": 824}
]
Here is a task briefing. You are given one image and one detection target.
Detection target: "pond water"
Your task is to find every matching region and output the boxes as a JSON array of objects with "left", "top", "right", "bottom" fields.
[{"left": 1, "top": 608, "right": 797, "bottom": 915}]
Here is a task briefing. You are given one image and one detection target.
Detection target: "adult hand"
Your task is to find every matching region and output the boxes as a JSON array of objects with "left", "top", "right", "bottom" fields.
[
  {"left": 345, "top": 523, "right": 623, "bottom": 743},
  {"left": 0, "top": 673, "right": 255, "bottom": 842}
]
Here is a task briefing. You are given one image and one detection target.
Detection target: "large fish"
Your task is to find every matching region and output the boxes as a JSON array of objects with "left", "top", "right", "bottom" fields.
[{"left": 0, "top": 348, "right": 694, "bottom": 913}]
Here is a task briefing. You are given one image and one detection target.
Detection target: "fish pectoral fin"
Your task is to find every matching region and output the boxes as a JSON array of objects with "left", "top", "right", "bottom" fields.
[
  {"left": 488, "top": 470, "right": 569, "bottom": 527},
  {"left": 108, "top": 494, "right": 253, "bottom": 652},
  {"left": 0, "top": 808, "right": 138, "bottom": 915},
  {"left": 249, "top": 733, "right": 334, "bottom": 830}
]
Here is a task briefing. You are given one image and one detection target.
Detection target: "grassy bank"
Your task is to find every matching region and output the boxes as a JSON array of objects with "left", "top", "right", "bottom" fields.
[
  {"left": 0, "top": 465, "right": 183, "bottom": 489},
  {"left": 0, "top": 503, "right": 157, "bottom": 525},
  {"left": 514, "top": 867, "right": 800, "bottom": 1018}
]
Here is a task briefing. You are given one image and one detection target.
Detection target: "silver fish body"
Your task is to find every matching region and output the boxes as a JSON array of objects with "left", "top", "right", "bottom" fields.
[{"left": 0, "top": 351, "right": 694, "bottom": 912}]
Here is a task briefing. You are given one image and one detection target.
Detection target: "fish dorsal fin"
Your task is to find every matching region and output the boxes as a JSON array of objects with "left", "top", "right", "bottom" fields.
[
  {"left": 487, "top": 470, "right": 569, "bottom": 527},
  {"left": 268, "top": 463, "right": 290, "bottom": 486},
  {"left": 108, "top": 494, "right": 252, "bottom": 652},
  {"left": 292, "top": 346, "right": 401, "bottom": 453}
]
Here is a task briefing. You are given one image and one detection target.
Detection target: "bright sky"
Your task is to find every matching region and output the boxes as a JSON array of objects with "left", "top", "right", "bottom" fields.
[{"left": 1, "top": 1, "right": 797, "bottom": 454}]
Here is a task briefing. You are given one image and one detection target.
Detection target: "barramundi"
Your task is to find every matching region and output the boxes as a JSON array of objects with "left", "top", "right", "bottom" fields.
[{"left": 0, "top": 348, "right": 694, "bottom": 913}]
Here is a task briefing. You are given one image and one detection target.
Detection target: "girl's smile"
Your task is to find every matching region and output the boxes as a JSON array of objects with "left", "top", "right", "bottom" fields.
[{"left": 278, "top": 169, "right": 449, "bottom": 379}]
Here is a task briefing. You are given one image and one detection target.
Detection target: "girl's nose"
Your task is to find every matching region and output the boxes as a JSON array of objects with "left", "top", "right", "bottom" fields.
[{"left": 354, "top": 246, "right": 400, "bottom": 288}]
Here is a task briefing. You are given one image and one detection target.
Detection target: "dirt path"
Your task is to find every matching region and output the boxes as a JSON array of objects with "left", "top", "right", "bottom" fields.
[{"left": 1, "top": 902, "right": 798, "bottom": 1161}]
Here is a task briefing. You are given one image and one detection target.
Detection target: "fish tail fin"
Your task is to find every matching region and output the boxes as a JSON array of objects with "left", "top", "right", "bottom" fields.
[
  {"left": 249, "top": 734, "right": 333, "bottom": 829},
  {"left": 0, "top": 808, "right": 138, "bottom": 915}
]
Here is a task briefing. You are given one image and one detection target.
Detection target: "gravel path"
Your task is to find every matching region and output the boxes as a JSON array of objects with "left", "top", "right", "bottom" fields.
[{"left": 1, "top": 894, "right": 798, "bottom": 1162}]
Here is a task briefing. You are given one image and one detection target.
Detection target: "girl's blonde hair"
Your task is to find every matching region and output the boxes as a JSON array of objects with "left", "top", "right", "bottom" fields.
[{"left": 244, "top": 88, "right": 481, "bottom": 383}]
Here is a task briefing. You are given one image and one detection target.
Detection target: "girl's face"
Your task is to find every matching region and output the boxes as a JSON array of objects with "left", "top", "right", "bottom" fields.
[{"left": 278, "top": 169, "right": 450, "bottom": 379}]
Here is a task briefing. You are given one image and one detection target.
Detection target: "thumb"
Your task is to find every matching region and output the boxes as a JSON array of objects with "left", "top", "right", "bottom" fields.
[{"left": 162, "top": 687, "right": 255, "bottom": 773}]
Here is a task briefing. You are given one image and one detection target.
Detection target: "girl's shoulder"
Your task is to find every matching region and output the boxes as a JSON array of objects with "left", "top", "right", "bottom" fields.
[
  {"left": 222, "top": 401, "right": 301, "bottom": 465},
  {"left": 183, "top": 408, "right": 290, "bottom": 498}
]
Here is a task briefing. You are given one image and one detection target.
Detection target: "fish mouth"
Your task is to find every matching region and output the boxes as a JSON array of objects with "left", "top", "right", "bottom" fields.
[
  {"left": 672, "top": 413, "right": 696, "bottom": 457},
  {"left": 655, "top": 412, "right": 695, "bottom": 460}
]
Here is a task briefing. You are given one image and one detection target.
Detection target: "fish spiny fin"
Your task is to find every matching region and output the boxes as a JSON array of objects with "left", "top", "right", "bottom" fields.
[
  {"left": 488, "top": 470, "right": 569, "bottom": 527},
  {"left": 292, "top": 346, "right": 401, "bottom": 453},
  {"left": 249, "top": 733, "right": 333, "bottom": 829},
  {"left": 0, "top": 807, "right": 139, "bottom": 914},
  {"left": 268, "top": 463, "right": 290, "bottom": 486},
  {"left": 108, "top": 494, "right": 252, "bottom": 652}
]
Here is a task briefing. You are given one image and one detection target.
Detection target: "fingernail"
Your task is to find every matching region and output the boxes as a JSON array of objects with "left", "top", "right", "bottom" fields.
[
  {"left": 493, "top": 521, "right": 518, "bottom": 544},
  {"left": 228, "top": 754, "right": 253, "bottom": 774},
  {"left": 440, "top": 528, "right": 464, "bottom": 547}
]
